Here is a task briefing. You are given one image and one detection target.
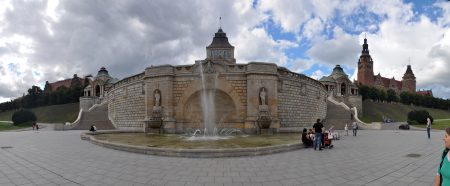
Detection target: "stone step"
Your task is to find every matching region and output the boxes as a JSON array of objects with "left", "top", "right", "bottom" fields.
[
  {"left": 325, "top": 100, "right": 352, "bottom": 130},
  {"left": 71, "top": 104, "right": 115, "bottom": 130}
]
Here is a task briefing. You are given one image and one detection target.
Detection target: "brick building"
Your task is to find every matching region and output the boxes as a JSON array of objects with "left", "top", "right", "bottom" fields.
[
  {"left": 356, "top": 37, "right": 417, "bottom": 93},
  {"left": 44, "top": 74, "right": 89, "bottom": 92}
]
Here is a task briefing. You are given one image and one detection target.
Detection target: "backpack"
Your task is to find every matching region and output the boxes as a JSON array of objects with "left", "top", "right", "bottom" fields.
[{"left": 440, "top": 148, "right": 449, "bottom": 185}]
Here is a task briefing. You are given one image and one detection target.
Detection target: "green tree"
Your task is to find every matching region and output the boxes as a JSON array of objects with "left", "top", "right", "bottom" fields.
[
  {"left": 386, "top": 89, "right": 398, "bottom": 102},
  {"left": 11, "top": 108, "right": 37, "bottom": 125},
  {"left": 407, "top": 110, "right": 430, "bottom": 125}
]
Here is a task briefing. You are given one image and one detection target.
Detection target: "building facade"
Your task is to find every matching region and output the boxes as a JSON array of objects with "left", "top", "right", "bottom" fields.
[
  {"left": 81, "top": 28, "right": 328, "bottom": 133},
  {"left": 356, "top": 38, "right": 416, "bottom": 93}
]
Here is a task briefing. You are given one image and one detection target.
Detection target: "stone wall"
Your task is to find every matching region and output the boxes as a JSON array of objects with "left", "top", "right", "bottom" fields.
[
  {"left": 79, "top": 97, "right": 98, "bottom": 111},
  {"left": 107, "top": 73, "right": 145, "bottom": 129},
  {"left": 173, "top": 80, "right": 192, "bottom": 107},
  {"left": 277, "top": 70, "right": 327, "bottom": 131},
  {"left": 105, "top": 62, "right": 328, "bottom": 133}
]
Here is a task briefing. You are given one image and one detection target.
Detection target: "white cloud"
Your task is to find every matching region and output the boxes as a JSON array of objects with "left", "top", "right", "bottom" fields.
[
  {"left": 1, "top": 0, "right": 450, "bottom": 102},
  {"left": 310, "top": 70, "right": 325, "bottom": 80},
  {"left": 307, "top": 27, "right": 360, "bottom": 67},
  {"left": 289, "top": 58, "right": 315, "bottom": 73},
  {"left": 234, "top": 27, "right": 296, "bottom": 66}
]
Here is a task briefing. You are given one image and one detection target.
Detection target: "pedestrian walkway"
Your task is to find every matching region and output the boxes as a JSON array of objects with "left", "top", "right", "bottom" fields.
[{"left": 0, "top": 129, "right": 443, "bottom": 185}]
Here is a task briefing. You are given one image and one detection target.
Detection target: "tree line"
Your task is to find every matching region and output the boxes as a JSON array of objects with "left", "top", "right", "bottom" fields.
[
  {"left": 0, "top": 77, "right": 84, "bottom": 112},
  {"left": 357, "top": 84, "right": 450, "bottom": 110}
]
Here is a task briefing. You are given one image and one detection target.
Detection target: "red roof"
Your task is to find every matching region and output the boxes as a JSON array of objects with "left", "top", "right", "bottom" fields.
[
  {"left": 49, "top": 77, "right": 87, "bottom": 91},
  {"left": 417, "top": 90, "right": 433, "bottom": 96},
  {"left": 49, "top": 79, "right": 72, "bottom": 91}
]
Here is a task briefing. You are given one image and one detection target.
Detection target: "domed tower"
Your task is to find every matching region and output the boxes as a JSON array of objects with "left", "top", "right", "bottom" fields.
[
  {"left": 357, "top": 37, "right": 374, "bottom": 86},
  {"left": 206, "top": 28, "right": 236, "bottom": 64},
  {"left": 401, "top": 65, "right": 416, "bottom": 93}
]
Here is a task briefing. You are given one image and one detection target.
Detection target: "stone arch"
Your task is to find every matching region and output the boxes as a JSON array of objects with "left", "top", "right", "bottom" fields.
[
  {"left": 182, "top": 89, "right": 237, "bottom": 128},
  {"left": 176, "top": 77, "right": 245, "bottom": 127}
]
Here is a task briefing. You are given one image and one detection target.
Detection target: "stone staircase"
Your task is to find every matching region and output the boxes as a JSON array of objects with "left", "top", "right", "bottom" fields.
[
  {"left": 324, "top": 100, "right": 352, "bottom": 130},
  {"left": 70, "top": 103, "right": 115, "bottom": 130}
]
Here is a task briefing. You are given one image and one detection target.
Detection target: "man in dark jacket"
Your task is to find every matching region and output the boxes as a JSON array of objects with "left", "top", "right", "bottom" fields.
[{"left": 313, "top": 119, "right": 324, "bottom": 150}]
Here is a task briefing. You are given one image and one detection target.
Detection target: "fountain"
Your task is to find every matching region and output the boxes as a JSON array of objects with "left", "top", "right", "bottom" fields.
[
  {"left": 80, "top": 28, "right": 328, "bottom": 157},
  {"left": 183, "top": 61, "right": 244, "bottom": 140},
  {"left": 199, "top": 61, "right": 218, "bottom": 136}
]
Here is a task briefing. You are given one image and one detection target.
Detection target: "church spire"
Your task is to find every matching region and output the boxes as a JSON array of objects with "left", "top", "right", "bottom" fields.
[{"left": 362, "top": 36, "right": 369, "bottom": 54}]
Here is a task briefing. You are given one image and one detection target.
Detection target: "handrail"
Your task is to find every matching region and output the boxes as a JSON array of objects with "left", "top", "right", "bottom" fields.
[
  {"left": 327, "top": 95, "right": 350, "bottom": 110},
  {"left": 71, "top": 109, "right": 84, "bottom": 124},
  {"left": 327, "top": 95, "right": 381, "bottom": 129}
]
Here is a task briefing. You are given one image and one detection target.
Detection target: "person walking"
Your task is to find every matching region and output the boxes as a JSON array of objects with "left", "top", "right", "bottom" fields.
[
  {"left": 434, "top": 127, "right": 450, "bottom": 186},
  {"left": 352, "top": 121, "right": 358, "bottom": 136},
  {"left": 427, "top": 117, "right": 432, "bottom": 139},
  {"left": 344, "top": 123, "right": 349, "bottom": 136},
  {"left": 312, "top": 118, "right": 324, "bottom": 151}
]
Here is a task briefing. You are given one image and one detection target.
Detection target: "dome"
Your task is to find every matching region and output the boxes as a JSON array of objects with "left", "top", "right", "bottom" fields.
[
  {"left": 97, "top": 67, "right": 110, "bottom": 78},
  {"left": 319, "top": 76, "right": 335, "bottom": 83},
  {"left": 330, "top": 65, "right": 349, "bottom": 79},
  {"left": 206, "top": 28, "right": 234, "bottom": 48}
]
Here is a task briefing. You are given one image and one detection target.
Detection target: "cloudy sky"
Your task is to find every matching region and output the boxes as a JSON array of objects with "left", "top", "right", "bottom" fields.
[{"left": 0, "top": 0, "right": 450, "bottom": 103}]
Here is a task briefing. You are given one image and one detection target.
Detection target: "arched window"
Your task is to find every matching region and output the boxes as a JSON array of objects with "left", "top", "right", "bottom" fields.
[
  {"left": 341, "top": 83, "right": 346, "bottom": 96},
  {"left": 95, "top": 85, "right": 101, "bottom": 97}
]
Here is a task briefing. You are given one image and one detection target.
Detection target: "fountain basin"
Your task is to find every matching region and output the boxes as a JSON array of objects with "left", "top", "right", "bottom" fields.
[{"left": 81, "top": 131, "right": 303, "bottom": 158}]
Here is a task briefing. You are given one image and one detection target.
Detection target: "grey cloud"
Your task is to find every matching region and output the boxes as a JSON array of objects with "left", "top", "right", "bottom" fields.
[
  {"left": 428, "top": 44, "right": 450, "bottom": 61},
  {"left": 1, "top": 0, "right": 260, "bottom": 86}
]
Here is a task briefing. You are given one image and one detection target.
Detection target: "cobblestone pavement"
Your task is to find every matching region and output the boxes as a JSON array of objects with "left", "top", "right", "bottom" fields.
[{"left": 0, "top": 128, "right": 444, "bottom": 186}]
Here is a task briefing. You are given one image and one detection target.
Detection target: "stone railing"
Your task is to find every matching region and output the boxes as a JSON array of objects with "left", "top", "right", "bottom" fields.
[
  {"left": 327, "top": 95, "right": 381, "bottom": 130},
  {"left": 277, "top": 68, "right": 326, "bottom": 89},
  {"left": 112, "top": 72, "right": 145, "bottom": 89}
]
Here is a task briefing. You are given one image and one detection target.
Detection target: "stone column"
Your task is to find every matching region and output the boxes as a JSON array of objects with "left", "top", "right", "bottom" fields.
[
  {"left": 144, "top": 65, "right": 176, "bottom": 133},
  {"left": 245, "top": 62, "right": 279, "bottom": 134}
]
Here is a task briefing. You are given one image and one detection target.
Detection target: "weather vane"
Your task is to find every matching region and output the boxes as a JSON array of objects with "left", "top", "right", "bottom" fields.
[{"left": 219, "top": 16, "right": 222, "bottom": 29}]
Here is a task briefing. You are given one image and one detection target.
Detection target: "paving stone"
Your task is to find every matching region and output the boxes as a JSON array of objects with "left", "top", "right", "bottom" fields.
[{"left": 0, "top": 129, "right": 445, "bottom": 185}]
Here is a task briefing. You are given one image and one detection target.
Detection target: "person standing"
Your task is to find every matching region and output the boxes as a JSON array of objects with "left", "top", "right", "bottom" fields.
[
  {"left": 434, "top": 127, "right": 450, "bottom": 186},
  {"left": 427, "top": 117, "right": 432, "bottom": 139},
  {"left": 344, "top": 123, "right": 349, "bottom": 136},
  {"left": 352, "top": 121, "right": 358, "bottom": 136},
  {"left": 312, "top": 118, "right": 324, "bottom": 151}
]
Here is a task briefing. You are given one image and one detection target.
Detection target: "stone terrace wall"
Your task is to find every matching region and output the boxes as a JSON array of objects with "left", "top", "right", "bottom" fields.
[
  {"left": 277, "top": 69, "right": 327, "bottom": 131},
  {"left": 107, "top": 73, "right": 145, "bottom": 129},
  {"left": 173, "top": 80, "right": 192, "bottom": 108}
]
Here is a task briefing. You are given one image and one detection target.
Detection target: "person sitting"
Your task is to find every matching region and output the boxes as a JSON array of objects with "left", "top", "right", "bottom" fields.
[
  {"left": 301, "top": 128, "right": 313, "bottom": 147},
  {"left": 89, "top": 125, "right": 97, "bottom": 132}
]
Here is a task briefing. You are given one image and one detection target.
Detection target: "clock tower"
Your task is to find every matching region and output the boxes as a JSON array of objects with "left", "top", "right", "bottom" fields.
[
  {"left": 206, "top": 28, "right": 236, "bottom": 64},
  {"left": 357, "top": 37, "right": 374, "bottom": 86}
]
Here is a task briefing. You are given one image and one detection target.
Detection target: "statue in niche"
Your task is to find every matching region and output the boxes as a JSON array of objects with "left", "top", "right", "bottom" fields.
[
  {"left": 260, "top": 87, "right": 267, "bottom": 105},
  {"left": 154, "top": 90, "right": 161, "bottom": 106}
]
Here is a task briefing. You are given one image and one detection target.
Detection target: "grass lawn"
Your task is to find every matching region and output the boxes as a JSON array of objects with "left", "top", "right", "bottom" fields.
[
  {"left": 0, "top": 122, "right": 30, "bottom": 131},
  {"left": 361, "top": 100, "right": 450, "bottom": 123},
  {"left": 0, "top": 103, "right": 79, "bottom": 123},
  {"left": 412, "top": 120, "right": 450, "bottom": 130}
]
